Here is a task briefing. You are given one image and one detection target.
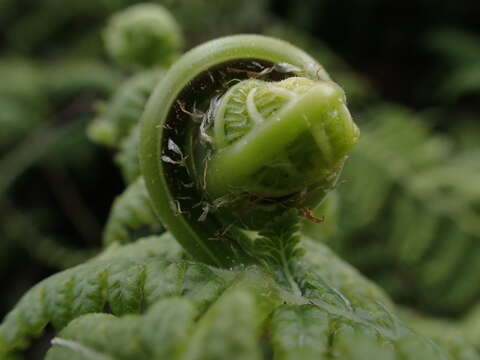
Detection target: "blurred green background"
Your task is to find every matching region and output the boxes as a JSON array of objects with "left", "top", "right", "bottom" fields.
[{"left": 1, "top": 1, "right": 479, "bottom": 357}]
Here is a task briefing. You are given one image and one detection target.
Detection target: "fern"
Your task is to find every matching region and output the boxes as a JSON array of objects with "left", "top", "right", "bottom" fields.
[
  {"left": 96, "top": 233, "right": 183, "bottom": 262},
  {"left": 4, "top": 226, "right": 471, "bottom": 359},
  {"left": 115, "top": 123, "right": 141, "bottom": 184},
  {"left": 46, "top": 298, "right": 196, "bottom": 360},
  {"left": 44, "top": 270, "right": 278, "bottom": 360},
  {"left": 0, "top": 233, "right": 229, "bottom": 358},
  {"left": 3, "top": 8, "right": 479, "bottom": 358},
  {"left": 102, "top": 177, "right": 162, "bottom": 246},
  {"left": 88, "top": 70, "right": 164, "bottom": 148},
  {"left": 401, "top": 309, "right": 479, "bottom": 360},
  {"left": 300, "top": 238, "right": 394, "bottom": 310},
  {"left": 311, "top": 104, "right": 480, "bottom": 314}
]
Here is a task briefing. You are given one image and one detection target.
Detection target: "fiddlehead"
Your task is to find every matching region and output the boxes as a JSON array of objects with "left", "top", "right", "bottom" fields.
[
  {"left": 103, "top": 3, "right": 184, "bottom": 68},
  {"left": 140, "top": 34, "right": 359, "bottom": 267}
]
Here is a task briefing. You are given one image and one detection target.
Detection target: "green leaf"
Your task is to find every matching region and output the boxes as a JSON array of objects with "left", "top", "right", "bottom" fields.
[
  {"left": 0, "top": 231, "right": 457, "bottom": 359},
  {"left": 103, "top": 177, "right": 162, "bottom": 246},
  {"left": 46, "top": 298, "right": 196, "bottom": 360},
  {"left": 269, "top": 305, "right": 330, "bottom": 360},
  {"left": 88, "top": 70, "right": 163, "bottom": 147},
  {"left": 96, "top": 233, "right": 183, "bottom": 262},
  {"left": 177, "top": 268, "right": 282, "bottom": 360},
  {"left": 402, "top": 309, "right": 480, "bottom": 360},
  {"left": 115, "top": 123, "right": 141, "bottom": 184},
  {"left": 0, "top": 247, "right": 230, "bottom": 357}
]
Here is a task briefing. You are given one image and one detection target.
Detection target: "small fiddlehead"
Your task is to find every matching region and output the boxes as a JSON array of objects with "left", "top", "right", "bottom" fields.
[
  {"left": 103, "top": 3, "right": 184, "bottom": 68},
  {"left": 140, "top": 35, "right": 359, "bottom": 267}
]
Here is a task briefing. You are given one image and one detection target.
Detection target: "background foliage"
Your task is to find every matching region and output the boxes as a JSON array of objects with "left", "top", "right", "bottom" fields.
[{"left": 1, "top": 0, "right": 479, "bottom": 358}]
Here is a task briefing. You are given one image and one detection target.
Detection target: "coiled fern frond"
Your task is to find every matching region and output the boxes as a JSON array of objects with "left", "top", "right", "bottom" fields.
[{"left": 3, "top": 5, "right": 479, "bottom": 357}]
